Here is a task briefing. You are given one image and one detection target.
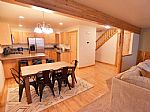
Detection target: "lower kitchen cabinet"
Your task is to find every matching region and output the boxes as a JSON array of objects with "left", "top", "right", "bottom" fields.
[{"left": 61, "top": 52, "right": 71, "bottom": 63}]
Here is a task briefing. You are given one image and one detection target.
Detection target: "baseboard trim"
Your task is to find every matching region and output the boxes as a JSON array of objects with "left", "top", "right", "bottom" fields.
[
  {"left": 96, "top": 60, "right": 116, "bottom": 67},
  {"left": 78, "top": 64, "right": 95, "bottom": 69}
]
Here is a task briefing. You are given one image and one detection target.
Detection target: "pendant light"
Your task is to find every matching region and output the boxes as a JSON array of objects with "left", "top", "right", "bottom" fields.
[{"left": 34, "top": 11, "right": 53, "bottom": 34}]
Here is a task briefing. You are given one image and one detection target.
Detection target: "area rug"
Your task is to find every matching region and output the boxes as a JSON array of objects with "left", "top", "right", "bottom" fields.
[
  {"left": 5, "top": 78, "right": 93, "bottom": 112},
  {"left": 78, "top": 92, "right": 111, "bottom": 112}
]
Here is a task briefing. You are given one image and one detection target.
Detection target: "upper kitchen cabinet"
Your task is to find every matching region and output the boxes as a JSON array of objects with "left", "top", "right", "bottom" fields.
[
  {"left": 12, "top": 31, "right": 35, "bottom": 44},
  {"left": 0, "top": 23, "right": 11, "bottom": 45},
  {"left": 44, "top": 33, "right": 59, "bottom": 44},
  {"left": 60, "top": 32, "right": 70, "bottom": 44}
]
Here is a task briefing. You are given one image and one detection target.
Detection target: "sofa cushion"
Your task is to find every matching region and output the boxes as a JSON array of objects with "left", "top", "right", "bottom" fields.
[
  {"left": 121, "top": 75, "right": 150, "bottom": 90},
  {"left": 120, "top": 66, "right": 141, "bottom": 80}
]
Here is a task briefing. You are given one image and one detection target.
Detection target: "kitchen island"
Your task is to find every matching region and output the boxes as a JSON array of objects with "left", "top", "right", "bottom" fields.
[{"left": 0, "top": 53, "right": 46, "bottom": 79}]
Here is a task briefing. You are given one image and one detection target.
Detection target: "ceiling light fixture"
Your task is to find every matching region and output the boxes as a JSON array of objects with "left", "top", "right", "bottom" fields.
[
  {"left": 104, "top": 25, "right": 111, "bottom": 29},
  {"left": 19, "top": 16, "right": 24, "bottom": 19},
  {"left": 34, "top": 12, "right": 53, "bottom": 34},
  {"left": 32, "top": 6, "right": 54, "bottom": 14},
  {"left": 18, "top": 24, "right": 23, "bottom": 27},
  {"left": 59, "top": 22, "right": 63, "bottom": 25}
]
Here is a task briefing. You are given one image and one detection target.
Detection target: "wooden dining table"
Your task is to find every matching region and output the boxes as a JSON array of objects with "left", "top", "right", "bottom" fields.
[{"left": 21, "top": 61, "right": 75, "bottom": 104}]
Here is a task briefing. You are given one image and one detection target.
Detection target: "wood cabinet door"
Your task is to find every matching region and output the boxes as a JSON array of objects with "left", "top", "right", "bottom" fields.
[
  {"left": 68, "top": 31, "right": 77, "bottom": 62},
  {"left": 61, "top": 52, "right": 70, "bottom": 63},
  {"left": 12, "top": 32, "right": 20, "bottom": 44},
  {"left": 0, "top": 23, "right": 11, "bottom": 45}
]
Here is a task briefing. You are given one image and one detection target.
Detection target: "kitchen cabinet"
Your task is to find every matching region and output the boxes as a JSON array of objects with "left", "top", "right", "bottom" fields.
[
  {"left": 0, "top": 23, "right": 11, "bottom": 45},
  {"left": 60, "top": 32, "right": 69, "bottom": 44},
  {"left": 45, "top": 49, "right": 57, "bottom": 62},
  {"left": 12, "top": 31, "right": 22, "bottom": 44},
  {"left": 12, "top": 31, "right": 59, "bottom": 44},
  {"left": 12, "top": 31, "right": 35, "bottom": 44},
  {"left": 61, "top": 52, "right": 71, "bottom": 63},
  {"left": 44, "top": 33, "right": 59, "bottom": 44}
]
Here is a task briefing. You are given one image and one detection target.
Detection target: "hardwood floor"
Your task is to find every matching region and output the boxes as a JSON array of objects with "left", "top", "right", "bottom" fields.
[{"left": 0, "top": 62, "right": 116, "bottom": 112}]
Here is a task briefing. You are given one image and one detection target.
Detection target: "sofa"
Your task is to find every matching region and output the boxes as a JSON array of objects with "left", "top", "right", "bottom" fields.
[{"left": 111, "top": 60, "right": 150, "bottom": 112}]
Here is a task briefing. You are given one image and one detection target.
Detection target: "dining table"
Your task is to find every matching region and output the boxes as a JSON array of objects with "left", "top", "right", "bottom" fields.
[{"left": 21, "top": 61, "right": 75, "bottom": 104}]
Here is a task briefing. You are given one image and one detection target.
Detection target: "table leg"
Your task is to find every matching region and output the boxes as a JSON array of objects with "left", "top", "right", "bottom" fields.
[
  {"left": 71, "top": 71, "right": 75, "bottom": 88},
  {"left": 24, "top": 77, "right": 32, "bottom": 104}
]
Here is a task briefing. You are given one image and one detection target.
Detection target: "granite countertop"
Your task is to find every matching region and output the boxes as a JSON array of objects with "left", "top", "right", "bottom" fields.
[{"left": 0, "top": 53, "right": 46, "bottom": 61}]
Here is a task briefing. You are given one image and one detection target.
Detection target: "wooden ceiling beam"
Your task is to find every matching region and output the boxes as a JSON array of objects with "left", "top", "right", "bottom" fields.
[{"left": 2, "top": 0, "right": 141, "bottom": 34}]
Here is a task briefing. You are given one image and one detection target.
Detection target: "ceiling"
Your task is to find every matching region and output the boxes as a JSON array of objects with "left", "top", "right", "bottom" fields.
[
  {"left": 0, "top": 1, "right": 105, "bottom": 32},
  {"left": 74, "top": 0, "right": 150, "bottom": 28}
]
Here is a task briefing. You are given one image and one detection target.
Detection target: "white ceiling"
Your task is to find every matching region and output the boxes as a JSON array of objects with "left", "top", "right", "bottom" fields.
[
  {"left": 0, "top": 1, "right": 105, "bottom": 32},
  {"left": 74, "top": 0, "right": 150, "bottom": 28}
]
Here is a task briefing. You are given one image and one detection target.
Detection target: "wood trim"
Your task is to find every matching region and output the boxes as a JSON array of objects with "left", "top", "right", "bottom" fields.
[
  {"left": 137, "top": 50, "right": 150, "bottom": 64},
  {"left": 122, "top": 54, "right": 132, "bottom": 57},
  {"left": 116, "top": 29, "right": 124, "bottom": 73},
  {"left": 3, "top": 0, "right": 141, "bottom": 34},
  {"left": 0, "top": 81, "right": 5, "bottom": 105},
  {"left": 78, "top": 64, "right": 95, "bottom": 69},
  {"left": 96, "top": 60, "right": 116, "bottom": 67}
]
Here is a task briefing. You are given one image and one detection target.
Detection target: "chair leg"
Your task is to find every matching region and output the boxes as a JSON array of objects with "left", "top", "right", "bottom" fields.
[
  {"left": 19, "top": 85, "right": 24, "bottom": 102},
  {"left": 30, "top": 82, "right": 39, "bottom": 95},
  {"left": 48, "top": 83, "right": 55, "bottom": 96},
  {"left": 57, "top": 79, "right": 62, "bottom": 95},
  {"left": 66, "top": 78, "right": 71, "bottom": 90},
  {"left": 39, "top": 83, "right": 44, "bottom": 102}
]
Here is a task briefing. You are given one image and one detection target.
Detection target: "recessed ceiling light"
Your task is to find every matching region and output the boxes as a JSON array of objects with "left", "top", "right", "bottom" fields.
[
  {"left": 59, "top": 22, "right": 63, "bottom": 25},
  {"left": 104, "top": 25, "right": 111, "bottom": 29},
  {"left": 32, "top": 6, "right": 54, "bottom": 13},
  {"left": 19, "top": 16, "right": 24, "bottom": 19},
  {"left": 18, "top": 24, "right": 23, "bottom": 27}
]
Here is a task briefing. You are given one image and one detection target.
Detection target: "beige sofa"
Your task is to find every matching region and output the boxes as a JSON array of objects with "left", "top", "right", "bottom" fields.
[{"left": 111, "top": 60, "right": 150, "bottom": 112}]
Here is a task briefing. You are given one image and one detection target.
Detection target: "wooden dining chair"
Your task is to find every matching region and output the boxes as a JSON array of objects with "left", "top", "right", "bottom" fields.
[
  {"left": 37, "top": 70, "right": 55, "bottom": 102},
  {"left": 10, "top": 68, "right": 38, "bottom": 102}
]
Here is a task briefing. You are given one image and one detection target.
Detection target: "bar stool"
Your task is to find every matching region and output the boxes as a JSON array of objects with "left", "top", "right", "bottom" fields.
[{"left": 18, "top": 60, "right": 29, "bottom": 76}]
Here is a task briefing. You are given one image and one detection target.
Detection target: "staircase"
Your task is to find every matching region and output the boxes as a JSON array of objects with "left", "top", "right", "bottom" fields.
[{"left": 96, "top": 28, "right": 118, "bottom": 50}]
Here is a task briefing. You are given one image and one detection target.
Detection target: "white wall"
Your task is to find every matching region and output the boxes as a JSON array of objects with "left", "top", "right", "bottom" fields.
[
  {"left": 78, "top": 25, "right": 96, "bottom": 67},
  {"left": 121, "top": 33, "right": 139, "bottom": 71},
  {"left": 96, "top": 33, "right": 118, "bottom": 65},
  {"left": 61, "top": 25, "right": 96, "bottom": 68}
]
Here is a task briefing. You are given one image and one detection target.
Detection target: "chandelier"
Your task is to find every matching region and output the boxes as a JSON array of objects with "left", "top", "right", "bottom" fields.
[{"left": 34, "top": 12, "right": 53, "bottom": 34}]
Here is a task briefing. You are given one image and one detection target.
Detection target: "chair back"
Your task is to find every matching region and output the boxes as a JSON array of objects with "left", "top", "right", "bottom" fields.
[
  {"left": 53, "top": 68, "right": 63, "bottom": 79},
  {"left": 72, "top": 60, "right": 78, "bottom": 69},
  {"left": 32, "top": 59, "right": 42, "bottom": 65},
  {"left": 42, "top": 70, "right": 52, "bottom": 83},
  {"left": 10, "top": 68, "right": 24, "bottom": 85}
]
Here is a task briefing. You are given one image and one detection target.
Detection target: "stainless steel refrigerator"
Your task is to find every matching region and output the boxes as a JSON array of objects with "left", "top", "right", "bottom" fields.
[{"left": 28, "top": 37, "right": 45, "bottom": 53}]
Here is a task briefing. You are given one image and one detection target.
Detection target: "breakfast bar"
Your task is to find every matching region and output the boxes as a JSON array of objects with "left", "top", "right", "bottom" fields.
[{"left": 0, "top": 53, "right": 46, "bottom": 79}]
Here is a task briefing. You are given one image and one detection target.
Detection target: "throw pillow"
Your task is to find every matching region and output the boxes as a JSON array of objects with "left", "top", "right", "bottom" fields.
[{"left": 140, "top": 69, "right": 150, "bottom": 78}]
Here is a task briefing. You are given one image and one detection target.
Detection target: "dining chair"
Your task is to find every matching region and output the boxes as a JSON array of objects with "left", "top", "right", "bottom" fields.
[
  {"left": 62, "top": 67, "right": 71, "bottom": 90},
  {"left": 52, "top": 68, "right": 63, "bottom": 95},
  {"left": 10, "top": 68, "right": 38, "bottom": 102},
  {"left": 70, "top": 60, "right": 78, "bottom": 83},
  {"left": 37, "top": 70, "right": 55, "bottom": 102},
  {"left": 18, "top": 60, "right": 29, "bottom": 76}
]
